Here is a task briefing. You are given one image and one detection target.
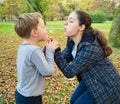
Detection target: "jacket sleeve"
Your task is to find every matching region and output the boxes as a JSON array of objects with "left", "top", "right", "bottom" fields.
[
  {"left": 54, "top": 45, "right": 99, "bottom": 78},
  {"left": 61, "top": 37, "right": 73, "bottom": 63}
]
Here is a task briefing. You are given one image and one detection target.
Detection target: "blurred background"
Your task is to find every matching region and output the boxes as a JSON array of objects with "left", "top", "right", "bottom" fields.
[
  {"left": 0, "top": 0, "right": 119, "bottom": 23},
  {"left": 0, "top": 0, "right": 120, "bottom": 104}
]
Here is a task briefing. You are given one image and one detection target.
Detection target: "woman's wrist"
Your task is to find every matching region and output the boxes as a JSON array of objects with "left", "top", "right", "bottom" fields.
[{"left": 55, "top": 47, "right": 61, "bottom": 53}]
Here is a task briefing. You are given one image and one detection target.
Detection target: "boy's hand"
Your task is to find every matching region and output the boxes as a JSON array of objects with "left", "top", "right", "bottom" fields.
[
  {"left": 47, "top": 36, "right": 54, "bottom": 42},
  {"left": 46, "top": 39, "right": 59, "bottom": 51}
]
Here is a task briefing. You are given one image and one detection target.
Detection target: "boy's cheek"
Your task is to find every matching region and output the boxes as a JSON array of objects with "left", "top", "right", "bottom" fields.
[{"left": 44, "top": 35, "right": 49, "bottom": 41}]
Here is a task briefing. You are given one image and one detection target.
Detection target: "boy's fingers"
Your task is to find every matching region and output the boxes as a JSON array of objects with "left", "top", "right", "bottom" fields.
[{"left": 48, "top": 36, "right": 54, "bottom": 42}]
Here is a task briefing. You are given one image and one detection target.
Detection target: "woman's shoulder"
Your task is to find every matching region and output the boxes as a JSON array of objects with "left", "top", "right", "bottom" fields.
[{"left": 77, "top": 40, "right": 105, "bottom": 61}]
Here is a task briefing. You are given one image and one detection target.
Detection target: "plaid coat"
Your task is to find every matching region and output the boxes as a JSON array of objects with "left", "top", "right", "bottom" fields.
[{"left": 54, "top": 32, "right": 120, "bottom": 104}]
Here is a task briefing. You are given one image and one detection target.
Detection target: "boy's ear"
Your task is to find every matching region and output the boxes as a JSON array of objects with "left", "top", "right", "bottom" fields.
[
  {"left": 31, "top": 29, "right": 37, "bottom": 37},
  {"left": 79, "top": 24, "right": 85, "bottom": 31}
]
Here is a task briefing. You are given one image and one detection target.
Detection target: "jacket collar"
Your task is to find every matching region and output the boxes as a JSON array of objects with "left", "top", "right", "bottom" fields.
[
  {"left": 80, "top": 32, "right": 95, "bottom": 43},
  {"left": 77, "top": 32, "right": 100, "bottom": 50},
  {"left": 68, "top": 32, "right": 100, "bottom": 51}
]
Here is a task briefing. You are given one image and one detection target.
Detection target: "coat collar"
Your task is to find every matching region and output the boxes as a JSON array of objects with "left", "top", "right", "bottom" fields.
[
  {"left": 80, "top": 32, "right": 95, "bottom": 43},
  {"left": 68, "top": 32, "right": 100, "bottom": 51},
  {"left": 76, "top": 32, "right": 100, "bottom": 50}
]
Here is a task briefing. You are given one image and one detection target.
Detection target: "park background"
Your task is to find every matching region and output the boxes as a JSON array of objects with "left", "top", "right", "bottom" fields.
[{"left": 0, "top": 0, "right": 120, "bottom": 104}]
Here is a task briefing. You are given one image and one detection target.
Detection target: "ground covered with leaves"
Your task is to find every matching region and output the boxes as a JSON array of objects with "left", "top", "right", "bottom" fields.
[{"left": 0, "top": 32, "right": 120, "bottom": 104}]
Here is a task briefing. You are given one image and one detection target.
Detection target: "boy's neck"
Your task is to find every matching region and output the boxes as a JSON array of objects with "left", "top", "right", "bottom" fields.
[{"left": 23, "top": 38, "right": 38, "bottom": 45}]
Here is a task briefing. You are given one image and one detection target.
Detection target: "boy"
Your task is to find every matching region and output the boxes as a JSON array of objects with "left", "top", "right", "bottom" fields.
[{"left": 14, "top": 12, "right": 59, "bottom": 104}]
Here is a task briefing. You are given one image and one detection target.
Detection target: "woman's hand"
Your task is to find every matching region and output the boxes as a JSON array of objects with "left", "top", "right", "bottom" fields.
[{"left": 46, "top": 39, "right": 59, "bottom": 51}]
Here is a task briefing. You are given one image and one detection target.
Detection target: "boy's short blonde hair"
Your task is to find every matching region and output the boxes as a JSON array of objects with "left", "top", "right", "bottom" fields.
[{"left": 14, "top": 12, "right": 42, "bottom": 39}]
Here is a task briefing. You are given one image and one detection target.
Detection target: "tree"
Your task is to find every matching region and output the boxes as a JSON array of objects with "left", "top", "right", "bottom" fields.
[
  {"left": 0, "top": 0, "right": 29, "bottom": 21},
  {"left": 91, "top": 0, "right": 117, "bottom": 15},
  {"left": 27, "top": 0, "right": 55, "bottom": 24},
  {"left": 57, "top": 0, "right": 69, "bottom": 20},
  {"left": 47, "top": 3, "right": 61, "bottom": 21},
  {"left": 16, "top": 0, "right": 30, "bottom": 14},
  {"left": 109, "top": 4, "right": 120, "bottom": 47},
  {"left": 0, "top": 0, "right": 18, "bottom": 21}
]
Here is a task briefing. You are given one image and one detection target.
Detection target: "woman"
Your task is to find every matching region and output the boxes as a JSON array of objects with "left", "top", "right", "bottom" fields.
[{"left": 53, "top": 10, "right": 120, "bottom": 104}]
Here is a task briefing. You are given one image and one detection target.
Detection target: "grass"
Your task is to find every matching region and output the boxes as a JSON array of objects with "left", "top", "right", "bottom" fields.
[
  {"left": 46, "top": 21, "right": 64, "bottom": 29},
  {"left": 0, "top": 20, "right": 112, "bottom": 34},
  {"left": 92, "top": 21, "right": 113, "bottom": 30},
  {"left": 46, "top": 20, "right": 113, "bottom": 30},
  {"left": 0, "top": 22, "right": 14, "bottom": 35},
  {"left": 0, "top": 21, "right": 119, "bottom": 104}
]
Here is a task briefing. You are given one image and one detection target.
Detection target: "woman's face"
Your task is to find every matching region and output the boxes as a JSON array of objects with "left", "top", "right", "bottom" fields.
[{"left": 64, "top": 12, "right": 80, "bottom": 37}]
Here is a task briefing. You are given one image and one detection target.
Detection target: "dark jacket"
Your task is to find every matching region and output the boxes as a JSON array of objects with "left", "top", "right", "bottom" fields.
[{"left": 54, "top": 32, "right": 120, "bottom": 104}]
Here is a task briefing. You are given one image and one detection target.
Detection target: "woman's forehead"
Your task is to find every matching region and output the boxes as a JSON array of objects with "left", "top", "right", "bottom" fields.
[{"left": 68, "top": 12, "right": 78, "bottom": 20}]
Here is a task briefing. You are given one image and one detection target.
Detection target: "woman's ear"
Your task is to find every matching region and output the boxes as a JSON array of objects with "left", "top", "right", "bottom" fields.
[
  {"left": 31, "top": 29, "right": 37, "bottom": 37},
  {"left": 79, "top": 24, "right": 85, "bottom": 31}
]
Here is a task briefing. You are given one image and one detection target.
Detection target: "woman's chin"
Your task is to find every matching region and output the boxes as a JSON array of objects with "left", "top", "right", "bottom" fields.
[
  {"left": 64, "top": 32, "right": 68, "bottom": 36},
  {"left": 64, "top": 33, "right": 70, "bottom": 37}
]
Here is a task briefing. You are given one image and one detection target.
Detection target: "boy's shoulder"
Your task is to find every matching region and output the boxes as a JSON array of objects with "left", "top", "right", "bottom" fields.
[
  {"left": 18, "top": 43, "right": 41, "bottom": 55},
  {"left": 20, "top": 43, "right": 39, "bottom": 50},
  {"left": 17, "top": 43, "right": 42, "bottom": 60}
]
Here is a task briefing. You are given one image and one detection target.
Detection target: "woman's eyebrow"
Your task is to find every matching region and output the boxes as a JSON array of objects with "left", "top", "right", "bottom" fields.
[{"left": 68, "top": 17, "right": 74, "bottom": 20}]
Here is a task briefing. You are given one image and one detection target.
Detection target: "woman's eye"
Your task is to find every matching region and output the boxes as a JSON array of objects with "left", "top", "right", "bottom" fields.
[
  {"left": 67, "top": 19, "right": 74, "bottom": 23},
  {"left": 70, "top": 21, "right": 73, "bottom": 23}
]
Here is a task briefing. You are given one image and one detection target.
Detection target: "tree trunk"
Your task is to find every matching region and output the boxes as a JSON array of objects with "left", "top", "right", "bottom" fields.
[{"left": 109, "top": 4, "right": 120, "bottom": 48}]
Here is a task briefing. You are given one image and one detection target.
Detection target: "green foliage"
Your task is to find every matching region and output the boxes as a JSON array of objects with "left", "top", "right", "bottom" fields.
[
  {"left": 27, "top": 0, "right": 56, "bottom": 22},
  {"left": 109, "top": 4, "right": 120, "bottom": 48},
  {"left": 106, "top": 14, "right": 114, "bottom": 21},
  {"left": 0, "top": 95, "right": 6, "bottom": 104},
  {"left": 90, "top": 11, "right": 106, "bottom": 23},
  {"left": 0, "top": 0, "right": 118, "bottom": 22},
  {"left": 0, "top": 0, "right": 30, "bottom": 21}
]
